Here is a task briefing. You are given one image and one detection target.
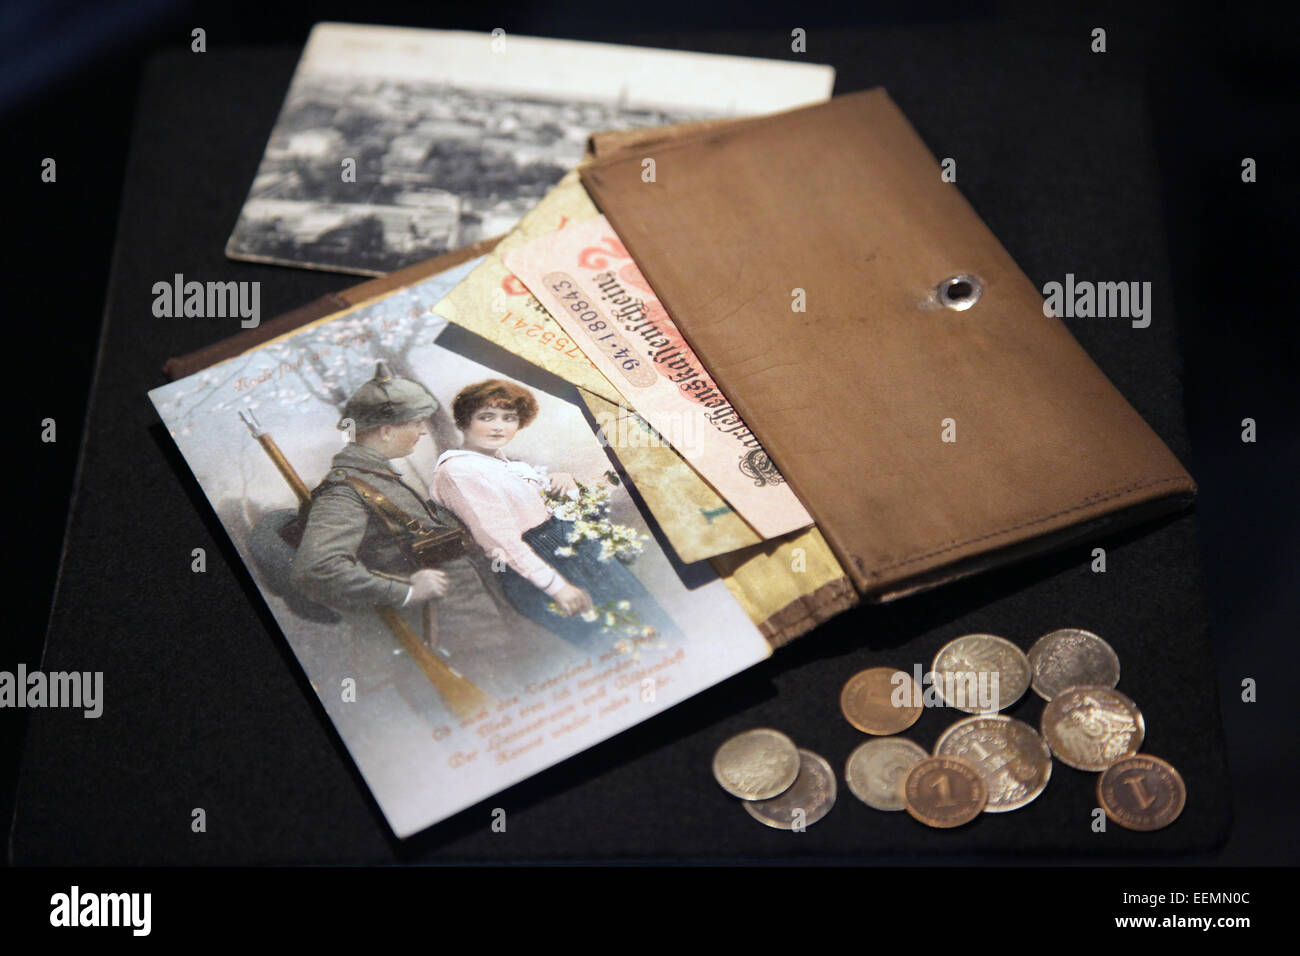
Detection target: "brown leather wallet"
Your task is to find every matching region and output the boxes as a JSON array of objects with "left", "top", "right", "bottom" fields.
[{"left": 580, "top": 89, "right": 1195, "bottom": 601}]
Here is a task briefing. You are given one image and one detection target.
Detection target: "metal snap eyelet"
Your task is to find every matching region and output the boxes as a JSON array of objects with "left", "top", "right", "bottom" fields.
[{"left": 938, "top": 274, "right": 982, "bottom": 311}]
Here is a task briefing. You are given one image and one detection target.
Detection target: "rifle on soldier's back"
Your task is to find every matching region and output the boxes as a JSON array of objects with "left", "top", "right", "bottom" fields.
[{"left": 239, "top": 410, "right": 491, "bottom": 717}]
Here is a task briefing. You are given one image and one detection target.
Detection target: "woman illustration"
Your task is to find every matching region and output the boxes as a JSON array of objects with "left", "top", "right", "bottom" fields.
[{"left": 432, "top": 378, "right": 679, "bottom": 652}]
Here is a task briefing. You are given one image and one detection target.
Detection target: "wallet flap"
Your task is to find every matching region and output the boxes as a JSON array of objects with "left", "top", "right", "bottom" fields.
[{"left": 580, "top": 89, "right": 1195, "bottom": 598}]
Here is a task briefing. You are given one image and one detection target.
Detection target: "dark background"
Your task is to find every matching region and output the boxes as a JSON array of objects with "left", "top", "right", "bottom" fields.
[{"left": 3, "top": 0, "right": 1296, "bottom": 868}]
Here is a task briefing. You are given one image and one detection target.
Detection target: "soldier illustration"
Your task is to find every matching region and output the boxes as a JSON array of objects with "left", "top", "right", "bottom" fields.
[{"left": 288, "top": 362, "right": 576, "bottom": 720}]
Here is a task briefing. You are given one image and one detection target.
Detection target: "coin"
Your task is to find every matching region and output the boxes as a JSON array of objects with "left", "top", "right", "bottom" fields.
[
  {"left": 712, "top": 728, "right": 800, "bottom": 800},
  {"left": 845, "top": 738, "right": 929, "bottom": 811},
  {"left": 840, "top": 666, "right": 924, "bottom": 734},
  {"left": 934, "top": 715, "right": 1053, "bottom": 812},
  {"left": 1027, "top": 628, "right": 1121, "bottom": 701},
  {"left": 903, "top": 756, "right": 988, "bottom": 828},
  {"left": 931, "top": 634, "right": 1030, "bottom": 713},
  {"left": 743, "top": 748, "right": 837, "bottom": 829},
  {"left": 1041, "top": 685, "right": 1145, "bottom": 771},
  {"left": 1097, "top": 754, "right": 1186, "bottom": 831}
]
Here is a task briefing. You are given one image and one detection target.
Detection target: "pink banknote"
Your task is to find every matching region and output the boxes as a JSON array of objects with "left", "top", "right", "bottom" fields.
[{"left": 505, "top": 216, "right": 813, "bottom": 540}]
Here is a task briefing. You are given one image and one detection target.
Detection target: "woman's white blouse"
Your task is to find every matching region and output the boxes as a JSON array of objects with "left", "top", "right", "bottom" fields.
[{"left": 432, "top": 449, "right": 569, "bottom": 597}]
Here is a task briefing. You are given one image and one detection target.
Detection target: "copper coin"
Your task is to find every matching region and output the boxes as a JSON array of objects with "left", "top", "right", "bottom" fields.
[
  {"left": 840, "top": 666, "right": 923, "bottom": 735},
  {"left": 1098, "top": 754, "right": 1186, "bottom": 831},
  {"left": 1028, "top": 628, "right": 1121, "bottom": 701},
  {"left": 743, "top": 749, "right": 837, "bottom": 829},
  {"left": 931, "top": 634, "right": 1030, "bottom": 714},
  {"left": 903, "top": 756, "right": 988, "bottom": 828},
  {"left": 1041, "top": 685, "right": 1145, "bottom": 771},
  {"left": 845, "top": 737, "right": 929, "bottom": 811},
  {"left": 712, "top": 728, "right": 800, "bottom": 800}
]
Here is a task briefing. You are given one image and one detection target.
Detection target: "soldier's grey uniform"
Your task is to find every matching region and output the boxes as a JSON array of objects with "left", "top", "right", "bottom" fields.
[
  {"left": 288, "top": 364, "right": 570, "bottom": 719},
  {"left": 291, "top": 444, "right": 526, "bottom": 705}
]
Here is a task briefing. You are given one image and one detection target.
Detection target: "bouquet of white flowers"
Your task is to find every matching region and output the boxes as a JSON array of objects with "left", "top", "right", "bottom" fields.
[{"left": 541, "top": 481, "right": 648, "bottom": 565}]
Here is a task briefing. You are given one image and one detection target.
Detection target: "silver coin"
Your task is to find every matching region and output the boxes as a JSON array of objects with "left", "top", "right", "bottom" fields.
[
  {"left": 1041, "top": 685, "right": 1145, "bottom": 771},
  {"left": 712, "top": 728, "right": 800, "bottom": 800},
  {"left": 934, "top": 715, "right": 1053, "bottom": 812},
  {"left": 931, "top": 634, "right": 1031, "bottom": 713},
  {"left": 845, "top": 738, "right": 929, "bottom": 811},
  {"left": 743, "top": 749, "right": 837, "bottom": 829},
  {"left": 1028, "top": 628, "right": 1121, "bottom": 701}
]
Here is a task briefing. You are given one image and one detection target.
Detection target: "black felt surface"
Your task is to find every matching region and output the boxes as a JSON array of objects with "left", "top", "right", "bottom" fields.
[{"left": 10, "top": 25, "right": 1230, "bottom": 863}]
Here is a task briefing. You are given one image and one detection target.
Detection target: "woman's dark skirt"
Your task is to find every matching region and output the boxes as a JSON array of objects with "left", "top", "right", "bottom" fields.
[{"left": 501, "top": 516, "right": 680, "bottom": 652}]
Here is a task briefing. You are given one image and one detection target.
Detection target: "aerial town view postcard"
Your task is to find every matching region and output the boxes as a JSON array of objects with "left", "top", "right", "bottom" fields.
[{"left": 225, "top": 22, "right": 834, "bottom": 274}]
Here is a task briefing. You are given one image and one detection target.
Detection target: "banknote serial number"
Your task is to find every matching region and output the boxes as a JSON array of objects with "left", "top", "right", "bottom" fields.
[
  {"left": 496, "top": 312, "right": 589, "bottom": 360},
  {"left": 544, "top": 272, "right": 656, "bottom": 388}
]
